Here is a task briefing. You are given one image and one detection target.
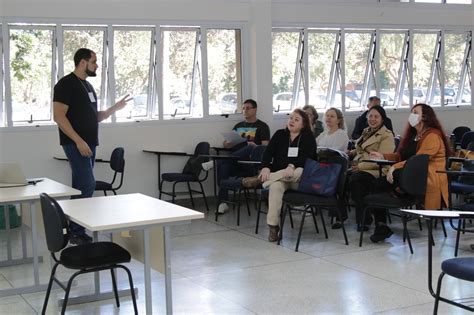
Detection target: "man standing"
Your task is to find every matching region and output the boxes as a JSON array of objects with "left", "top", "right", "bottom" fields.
[
  {"left": 209, "top": 99, "right": 270, "bottom": 213},
  {"left": 53, "top": 48, "right": 131, "bottom": 245},
  {"left": 351, "top": 96, "right": 393, "bottom": 140}
]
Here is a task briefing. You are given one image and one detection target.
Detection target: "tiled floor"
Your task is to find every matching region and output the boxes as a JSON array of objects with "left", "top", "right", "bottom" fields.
[{"left": 1, "top": 198, "right": 474, "bottom": 314}]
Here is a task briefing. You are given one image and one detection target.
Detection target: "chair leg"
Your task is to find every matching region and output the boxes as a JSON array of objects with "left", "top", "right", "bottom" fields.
[
  {"left": 335, "top": 206, "right": 349, "bottom": 245},
  {"left": 244, "top": 189, "right": 251, "bottom": 216},
  {"left": 310, "top": 206, "right": 319, "bottom": 234},
  {"left": 172, "top": 182, "right": 178, "bottom": 204},
  {"left": 118, "top": 265, "right": 138, "bottom": 315},
  {"left": 187, "top": 182, "right": 195, "bottom": 208},
  {"left": 159, "top": 180, "right": 164, "bottom": 199},
  {"left": 295, "top": 210, "right": 307, "bottom": 252},
  {"left": 61, "top": 271, "right": 82, "bottom": 315},
  {"left": 440, "top": 219, "right": 447, "bottom": 238},
  {"left": 288, "top": 208, "right": 294, "bottom": 229},
  {"left": 110, "top": 268, "right": 120, "bottom": 307},
  {"left": 278, "top": 204, "right": 288, "bottom": 245},
  {"left": 359, "top": 206, "right": 369, "bottom": 247},
  {"left": 103, "top": 190, "right": 107, "bottom": 196},
  {"left": 402, "top": 215, "right": 414, "bottom": 254},
  {"left": 433, "top": 272, "right": 446, "bottom": 315},
  {"left": 198, "top": 182, "right": 210, "bottom": 212},
  {"left": 318, "top": 207, "right": 328, "bottom": 239},
  {"left": 455, "top": 219, "right": 462, "bottom": 257},
  {"left": 236, "top": 190, "right": 241, "bottom": 226},
  {"left": 112, "top": 190, "right": 117, "bottom": 195},
  {"left": 42, "top": 262, "right": 59, "bottom": 315}
]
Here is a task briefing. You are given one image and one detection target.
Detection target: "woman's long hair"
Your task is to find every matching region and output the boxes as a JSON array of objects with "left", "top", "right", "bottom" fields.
[{"left": 397, "top": 103, "right": 453, "bottom": 156}]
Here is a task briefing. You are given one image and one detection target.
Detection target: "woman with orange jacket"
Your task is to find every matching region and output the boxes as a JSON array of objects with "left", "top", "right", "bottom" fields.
[{"left": 369, "top": 103, "right": 451, "bottom": 242}]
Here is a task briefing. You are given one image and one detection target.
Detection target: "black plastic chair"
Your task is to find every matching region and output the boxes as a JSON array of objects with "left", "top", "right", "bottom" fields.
[
  {"left": 359, "top": 154, "right": 430, "bottom": 253},
  {"left": 95, "top": 147, "right": 125, "bottom": 195},
  {"left": 278, "top": 151, "right": 350, "bottom": 251},
  {"left": 451, "top": 126, "right": 471, "bottom": 149},
  {"left": 215, "top": 145, "right": 267, "bottom": 226},
  {"left": 39, "top": 193, "right": 138, "bottom": 315},
  {"left": 433, "top": 256, "right": 474, "bottom": 313},
  {"left": 460, "top": 131, "right": 474, "bottom": 150},
  {"left": 159, "top": 142, "right": 210, "bottom": 211}
]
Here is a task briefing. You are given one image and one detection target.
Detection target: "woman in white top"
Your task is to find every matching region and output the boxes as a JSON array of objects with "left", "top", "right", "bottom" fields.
[{"left": 316, "top": 107, "right": 349, "bottom": 151}]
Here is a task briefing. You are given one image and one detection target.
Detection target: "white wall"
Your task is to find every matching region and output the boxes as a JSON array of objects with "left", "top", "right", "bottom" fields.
[{"left": 1, "top": 0, "right": 473, "bottom": 199}]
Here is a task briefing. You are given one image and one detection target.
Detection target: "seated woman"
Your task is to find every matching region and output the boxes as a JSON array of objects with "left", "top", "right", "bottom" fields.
[
  {"left": 303, "top": 105, "right": 324, "bottom": 138},
  {"left": 258, "top": 109, "right": 317, "bottom": 242},
  {"left": 345, "top": 105, "right": 395, "bottom": 232},
  {"left": 316, "top": 107, "right": 349, "bottom": 151},
  {"left": 369, "top": 103, "right": 451, "bottom": 243}
]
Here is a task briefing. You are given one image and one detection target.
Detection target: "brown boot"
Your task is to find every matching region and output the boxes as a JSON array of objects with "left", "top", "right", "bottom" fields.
[
  {"left": 242, "top": 176, "right": 262, "bottom": 188},
  {"left": 268, "top": 225, "right": 280, "bottom": 242}
]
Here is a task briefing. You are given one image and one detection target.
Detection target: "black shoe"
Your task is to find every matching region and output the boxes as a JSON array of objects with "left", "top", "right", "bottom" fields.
[
  {"left": 357, "top": 224, "right": 370, "bottom": 232},
  {"left": 370, "top": 225, "right": 393, "bottom": 243},
  {"left": 332, "top": 221, "right": 343, "bottom": 229},
  {"left": 69, "top": 234, "right": 93, "bottom": 245}
]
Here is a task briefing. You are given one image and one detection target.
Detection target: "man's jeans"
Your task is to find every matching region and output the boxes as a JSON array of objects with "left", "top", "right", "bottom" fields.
[
  {"left": 63, "top": 143, "right": 96, "bottom": 236},
  {"left": 217, "top": 144, "right": 254, "bottom": 200}
]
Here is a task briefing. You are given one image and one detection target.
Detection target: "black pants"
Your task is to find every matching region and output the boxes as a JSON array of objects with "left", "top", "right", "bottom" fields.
[{"left": 348, "top": 171, "right": 394, "bottom": 224}]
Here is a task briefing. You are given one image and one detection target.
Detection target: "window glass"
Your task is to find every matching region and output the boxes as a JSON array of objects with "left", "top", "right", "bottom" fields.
[
  {"left": 208, "top": 29, "right": 240, "bottom": 116},
  {"left": 444, "top": 33, "right": 469, "bottom": 105},
  {"left": 161, "top": 29, "right": 202, "bottom": 119},
  {"left": 344, "top": 32, "right": 371, "bottom": 110},
  {"left": 63, "top": 28, "right": 105, "bottom": 108},
  {"left": 272, "top": 31, "right": 300, "bottom": 112},
  {"left": 412, "top": 33, "right": 438, "bottom": 105},
  {"left": 113, "top": 29, "right": 153, "bottom": 121},
  {"left": 0, "top": 25, "right": 4, "bottom": 126},
  {"left": 379, "top": 33, "right": 408, "bottom": 107},
  {"left": 308, "top": 32, "right": 336, "bottom": 110},
  {"left": 10, "top": 27, "right": 53, "bottom": 124}
]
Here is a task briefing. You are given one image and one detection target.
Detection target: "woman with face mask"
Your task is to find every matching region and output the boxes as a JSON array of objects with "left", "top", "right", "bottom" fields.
[
  {"left": 369, "top": 103, "right": 451, "bottom": 243},
  {"left": 257, "top": 109, "right": 317, "bottom": 242}
]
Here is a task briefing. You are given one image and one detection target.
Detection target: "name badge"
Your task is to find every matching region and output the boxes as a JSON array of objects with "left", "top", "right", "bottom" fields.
[
  {"left": 288, "top": 147, "right": 298, "bottom": 157},
  {"left": 88, "top": 92, "right": 96, "bottom": 103}
]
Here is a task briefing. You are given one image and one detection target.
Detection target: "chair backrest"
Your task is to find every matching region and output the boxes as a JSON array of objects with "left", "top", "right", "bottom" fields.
[
  {"left": 399, "top": 154, "right": 429, "bottom": 196},
  {"left": 452, "top": 126, "right": 471, "bottom": 143},
  {"left": 250, "top": 145, "right": 266, "bottom": 162},
  {"left": 183, "top": 142, "right": 210, "bottom": 176},
  {"left": 39, "top": 193, "right": 69, "bottom": 253},
  {"left": 461, "top": 131, "right": 474, "bottom": 149},
  {"left": 110, "top": 147, "right": 125, "bottom": 173}
]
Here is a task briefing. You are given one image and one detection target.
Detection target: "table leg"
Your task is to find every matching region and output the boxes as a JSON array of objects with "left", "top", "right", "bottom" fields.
[
  {"left": 213, "top": 158, "right": 218, "bottom": 198},
  {"left": 30, "top": 202, "right": 40, "bottom": 286},
  {"left": 93, "top": 231, "right": 100, "bottom": 297},
  {"left": 5, "top": 206, "right": 12, "bottom": 261},
  {"left": 163, "top": 226, "right": 173, "bottom": 315},
  {"left": 143, "top": 229, "right": 152, "bottom": 314},
  {"left": 158, "top": 154, "right": 162, "bottom": 195},
  {"left": 427, "top": 218, "right": 435, "bottom": 297}
]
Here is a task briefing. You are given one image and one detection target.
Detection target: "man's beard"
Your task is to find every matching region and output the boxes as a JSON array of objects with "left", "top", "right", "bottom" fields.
[{"left": 86, "top": 68, "right": 97, "bottom": 77}]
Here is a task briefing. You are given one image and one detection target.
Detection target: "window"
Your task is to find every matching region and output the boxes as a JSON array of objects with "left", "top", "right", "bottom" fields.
[
  {"left": 0, "top": 25, "right": 4, "bottom": 126},
  {"left": 208, "top": 29, "right": 241, "bottom": 116},
  {"left": 113, "top": 28, "right": 153, "bottom": 121},
  {"left": 9, "top": 26, "right": 54, "bottom": 125},
  {"left": 444, "top": 32, "right": 471, "bottom": 105}
]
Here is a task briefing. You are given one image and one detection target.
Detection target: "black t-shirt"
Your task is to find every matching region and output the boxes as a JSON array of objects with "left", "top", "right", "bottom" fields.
[
  {"left": 233, "top": 119, "right": 270, "bottom": 145},
  {"left": 53, "top": 73, "right": 99, "bottom": 146}
]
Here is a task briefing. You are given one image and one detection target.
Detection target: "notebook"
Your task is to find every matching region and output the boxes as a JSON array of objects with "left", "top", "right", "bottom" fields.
[{"left": 0, "top": 163, "right": 28, "bottom": 187}]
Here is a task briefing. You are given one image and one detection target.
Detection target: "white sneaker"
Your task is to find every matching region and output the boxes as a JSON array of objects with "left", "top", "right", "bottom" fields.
[
  {"left": 202, "top": 160, "right": 215, "bottom": 171},
  {"left": 218, "top": 203, "right": 229, "bottom": 214}
]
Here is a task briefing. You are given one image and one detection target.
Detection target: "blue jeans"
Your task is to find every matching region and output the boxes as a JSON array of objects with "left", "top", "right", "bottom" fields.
[
  {"left": 63, "top": 143, "right": 96, "bottom": 236},
  {"left": 218, "top": 145, "right": 254, "bottom": 200}
]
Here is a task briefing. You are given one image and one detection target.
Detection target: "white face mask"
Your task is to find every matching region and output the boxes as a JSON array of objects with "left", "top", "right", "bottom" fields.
[{"left": 408, "top": 113, "right": 420, "bottom": 127}]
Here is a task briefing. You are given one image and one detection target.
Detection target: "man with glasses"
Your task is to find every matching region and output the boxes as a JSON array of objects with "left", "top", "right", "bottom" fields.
[{"left": 204, "top": 99, "right": 270, "bottom": 213}]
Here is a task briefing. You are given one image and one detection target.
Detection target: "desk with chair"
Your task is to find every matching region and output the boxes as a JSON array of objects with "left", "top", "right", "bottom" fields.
[
  {"left": 401, "top": 209, "right": 474, "bottom": 313},
  {"left": 58, "top": 193, "right": 204, "bottom": 315},
  {"left": 0, "top": 178, "right": 80, "bottom": 297}
]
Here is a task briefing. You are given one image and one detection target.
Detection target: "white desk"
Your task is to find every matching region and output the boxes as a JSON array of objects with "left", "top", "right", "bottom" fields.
[
  {"left": 58, "top": 193, "right": 204, "bottom": 315},
  {"left": 401, "top": 209, "right": 474, "bottom": 310},
  {"left": 0, "top": 178, "right": 80, "bottom": 296}
]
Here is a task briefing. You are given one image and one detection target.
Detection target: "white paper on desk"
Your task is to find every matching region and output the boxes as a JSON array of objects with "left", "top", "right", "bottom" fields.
[{"left": 221, "top": 131, "right": 247, "bottom": 145}]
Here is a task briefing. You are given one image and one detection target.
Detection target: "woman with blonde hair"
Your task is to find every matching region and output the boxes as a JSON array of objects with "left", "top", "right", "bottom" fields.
[{"left": 316, "top": 107, "right": 349, "bottom": 151}]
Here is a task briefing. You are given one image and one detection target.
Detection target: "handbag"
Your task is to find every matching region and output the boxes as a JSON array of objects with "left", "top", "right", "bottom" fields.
[{"left": 298, "top": 159, "right": 342, "bottom": 197}]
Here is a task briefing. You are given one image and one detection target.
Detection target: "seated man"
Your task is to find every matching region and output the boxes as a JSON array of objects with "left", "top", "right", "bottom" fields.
[
  {"left": 351, "top": 96, "right": 394, "bottom": 140},
  {"left": 209, "top": 99, "right": 270, "bottom": 213}
]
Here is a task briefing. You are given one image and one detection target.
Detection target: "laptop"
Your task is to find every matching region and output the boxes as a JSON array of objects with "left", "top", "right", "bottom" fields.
[{"left": 0, "top": 163, "right": 28, "bottom": 187}]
